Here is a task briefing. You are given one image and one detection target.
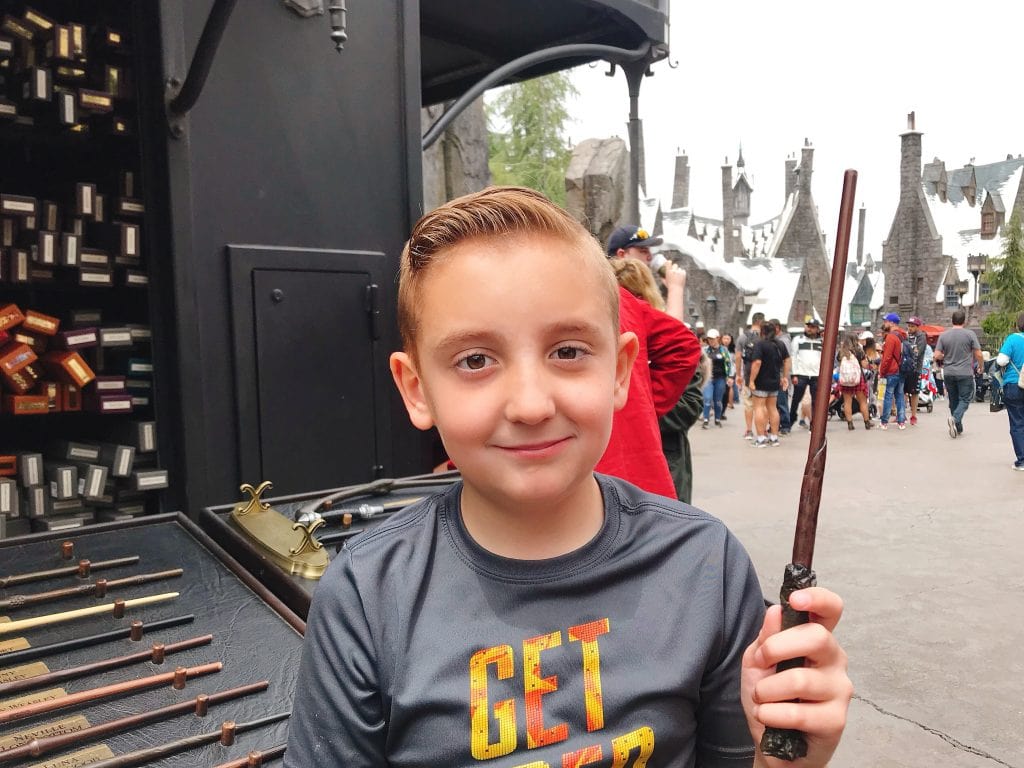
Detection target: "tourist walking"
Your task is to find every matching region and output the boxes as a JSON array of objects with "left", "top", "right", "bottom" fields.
[
  {"left": 837, "top": 334, "right": 873, "bottom": 430},
  {"left": 737, "top": 312, "right": 764, "bottom": 440},
  {"left": 748, "top": 319, "right": 790, "bottom": 447},
  {"left": 878, "top": 312, "right": 907, "bottom": 430},
  {"left": 773, "top": 319, "right": 794, "bottom": 434},
  {"left": 701, "top": 329, "right": 732, "bottom": 428},
  {"left": 995, "top": 311, "right": 1024, "bottom": 470},
  {"left": 934, "top": 308, "right": 983, "bottom": 439},
  {"left": 904, "top": 316, "right": 928, "bottom": 425},
  {"left": 789, "top": 317, "right": 824, "bottom": 427}
]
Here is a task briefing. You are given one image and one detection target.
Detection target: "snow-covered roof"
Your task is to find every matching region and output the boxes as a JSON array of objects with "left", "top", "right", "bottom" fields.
[
  {"left": 869, "top": 270, "right": 885, "bottom": 311},
  {"left": 639, "top": 194, "right": 660, "bottom": 235},
  {"left": 922, "top": 161, "right": 1022, "bottom": 307}
]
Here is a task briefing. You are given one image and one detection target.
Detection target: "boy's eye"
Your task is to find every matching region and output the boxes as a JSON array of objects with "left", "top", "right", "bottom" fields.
[
  {"left": 457, "top": 353, "right": 490, "bottom": 370},
  {"left": 553, "top": 346, "right": 582, "bottom": 360}
]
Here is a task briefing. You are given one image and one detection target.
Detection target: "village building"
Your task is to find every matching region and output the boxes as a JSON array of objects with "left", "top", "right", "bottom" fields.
[
  {"left": 648, "top": 142, "right": 838, "bottom": 336},
  {"left": 881, "top": 112, "right": 1024, "bottom": 329}
]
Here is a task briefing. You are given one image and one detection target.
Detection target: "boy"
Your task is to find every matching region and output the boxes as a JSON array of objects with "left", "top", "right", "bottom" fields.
[{"left": 284, "top": 187, "right": 851, "bottom": 767}]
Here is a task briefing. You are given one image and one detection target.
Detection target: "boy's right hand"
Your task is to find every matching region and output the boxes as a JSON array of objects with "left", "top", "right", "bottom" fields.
[{"left": 741, "top": 587, "right": 852, "bottom": 768}]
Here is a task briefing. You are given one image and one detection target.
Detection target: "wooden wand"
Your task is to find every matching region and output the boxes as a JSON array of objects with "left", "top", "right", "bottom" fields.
[{"left": 759, "top": 169, "right": 858, "bottom": 761}]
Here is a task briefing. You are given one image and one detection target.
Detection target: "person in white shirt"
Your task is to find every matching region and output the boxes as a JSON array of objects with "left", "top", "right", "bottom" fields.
[{"left": 789, "top": 317, "right": 824, "bottom": 429}]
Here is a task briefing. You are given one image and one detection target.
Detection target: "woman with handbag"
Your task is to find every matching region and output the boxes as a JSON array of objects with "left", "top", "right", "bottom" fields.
[{"left": 995, "top": 310, "right": 1024, "bottom": 471}]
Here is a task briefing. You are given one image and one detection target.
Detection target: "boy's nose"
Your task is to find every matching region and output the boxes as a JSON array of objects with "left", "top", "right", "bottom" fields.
[{"left": 503, "top": 367, "right": 556, "bottom": 425}]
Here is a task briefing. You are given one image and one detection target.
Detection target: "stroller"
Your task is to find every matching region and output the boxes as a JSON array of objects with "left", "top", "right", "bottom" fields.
[
  {"left": 917, "top": 370, "right": 936, "bottom": 413},
  {"left": 827, "top": 378, "right": 877, "bottom": 421}
]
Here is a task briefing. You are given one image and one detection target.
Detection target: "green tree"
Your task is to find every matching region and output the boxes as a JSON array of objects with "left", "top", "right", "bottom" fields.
[
  {"left": 486, "top": 72, "right": 578, "bottom": 206},
  {"left": 981, "top": 212, "right": 1024, "bottom": 343}
]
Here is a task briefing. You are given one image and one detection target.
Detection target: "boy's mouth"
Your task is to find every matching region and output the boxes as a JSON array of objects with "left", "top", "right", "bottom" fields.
[{"left": 497, "top": 437, "right": 571, "bottom": 456}]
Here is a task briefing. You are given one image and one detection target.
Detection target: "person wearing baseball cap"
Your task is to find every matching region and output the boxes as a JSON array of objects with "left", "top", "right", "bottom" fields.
[
  {"left": 789, "top": 315, "right": 824, "bottom": 429},
  {"left": 606, "top": 225, "right": 663, "bottom": 263},
  {"left": 904, "top": 316, "right": 928, "bottom": 425}
]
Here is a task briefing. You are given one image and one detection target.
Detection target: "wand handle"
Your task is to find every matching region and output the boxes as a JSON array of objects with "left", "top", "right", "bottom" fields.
[{"left": 759, "top": 564, "right": 818, "bottom": 761}]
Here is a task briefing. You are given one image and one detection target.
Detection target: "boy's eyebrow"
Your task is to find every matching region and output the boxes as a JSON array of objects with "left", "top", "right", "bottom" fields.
[{"left": 433, "top": 320, "right": 608, "bottom": 352}]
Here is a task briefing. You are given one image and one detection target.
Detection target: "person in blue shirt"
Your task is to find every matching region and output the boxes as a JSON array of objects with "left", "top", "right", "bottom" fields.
[{"left": 995, "top": 310, "right": 1024, "bottom": 470}]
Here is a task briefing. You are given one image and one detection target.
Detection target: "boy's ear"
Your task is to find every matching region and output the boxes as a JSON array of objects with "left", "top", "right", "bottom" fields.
[
  {"left": 389, "top": 351, "right": 436, "bottom": 431},
  {"left": 613, "top": 331, "right": 639, "bottom": 411}
]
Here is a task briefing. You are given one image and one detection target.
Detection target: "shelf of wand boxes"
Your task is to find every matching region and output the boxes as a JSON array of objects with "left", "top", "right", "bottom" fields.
[
  {"left": 1, "top": 2, "right": 169, "bottom": 537},
  {"left": 0, "top": 514, "right": 302, "bottom": 767}
]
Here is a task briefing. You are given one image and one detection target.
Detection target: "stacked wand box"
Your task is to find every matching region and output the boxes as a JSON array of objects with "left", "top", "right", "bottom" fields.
[{"left": 0, "top": 422, "right": 168, "bottom": 537}]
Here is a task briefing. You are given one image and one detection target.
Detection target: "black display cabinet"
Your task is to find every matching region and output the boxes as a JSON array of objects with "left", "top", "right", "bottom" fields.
[{"left": 0, "top": 515, "right": 302, "bottom": 766}]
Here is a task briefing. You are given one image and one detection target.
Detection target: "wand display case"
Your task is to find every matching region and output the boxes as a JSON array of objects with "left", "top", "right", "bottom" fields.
[
  {"left": 0, "top": 513, "right": 300, "bottom": 766},
  {"left": 199, "top": 474, "right": 460, "bottom": 620}
]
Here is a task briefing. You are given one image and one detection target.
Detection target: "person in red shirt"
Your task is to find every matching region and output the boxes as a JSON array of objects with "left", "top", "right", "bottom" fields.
[
  {"left": 878, "top": 312, "right": 907, "bottom": 429},
  {"left": 603, "top": 225, "right": 701, "bottom": 497}
]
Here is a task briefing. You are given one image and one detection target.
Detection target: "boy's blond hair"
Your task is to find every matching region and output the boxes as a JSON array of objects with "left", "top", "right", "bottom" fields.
[
  {"left": 610, "top": 257, "right": 665, "bottom": 311},
  {"left": 398, "top": 186, "right": 619, "bottom": 354}
]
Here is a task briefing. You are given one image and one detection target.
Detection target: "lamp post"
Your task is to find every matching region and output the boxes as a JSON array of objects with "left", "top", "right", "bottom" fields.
[
  {"left": 956, "top": 280, "right": 969, "bottom": 309},
  {"left": 966, "top": 254, "right": 988, "bottom": 324}
]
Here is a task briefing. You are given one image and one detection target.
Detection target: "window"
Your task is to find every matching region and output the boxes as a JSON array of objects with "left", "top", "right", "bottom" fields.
[
  {"left": 850, "top": 304, "right": 872, "bottom": 324},
  {"left": 916, "top": 277, "right": 924, "bottom": 291},
  {"left": 945, "top": 284, "right": 960, "bottom": 309},
  {"left": 982, "top": 211, "right": 996, "bottom": 236},
  {"left": 889, "top": 295, "right": 898, "bottom": 305},
  {"left": 980, "top": 282, "right": 992, "bottom": 307}
]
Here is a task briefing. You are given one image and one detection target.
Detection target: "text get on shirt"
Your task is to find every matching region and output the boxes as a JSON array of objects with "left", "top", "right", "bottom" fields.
[{"left": 470, "top": 617, "right": 656, "bottom": 764}]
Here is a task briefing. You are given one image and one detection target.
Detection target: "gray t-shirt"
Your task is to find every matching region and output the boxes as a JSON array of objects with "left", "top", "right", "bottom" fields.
[
  {"left": 284, "top": 475, "right": 765, "bottom": 767},
  {"left": 936, "top": 327, "right": 980, "bottom": 377}
]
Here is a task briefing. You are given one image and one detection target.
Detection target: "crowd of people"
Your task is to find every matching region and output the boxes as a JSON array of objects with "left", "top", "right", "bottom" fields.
[{"left": 683, "top": 300, "right": 1024, "bottom": 472}]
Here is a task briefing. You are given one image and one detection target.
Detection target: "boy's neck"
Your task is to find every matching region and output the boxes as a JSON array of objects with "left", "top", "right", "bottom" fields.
[{"left": 458, "top": 476, "right": 605, "bottom": 560}]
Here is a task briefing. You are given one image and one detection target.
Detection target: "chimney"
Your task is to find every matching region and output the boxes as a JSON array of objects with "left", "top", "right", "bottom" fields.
[
  {"left": 722, "top": 158, "right": 736, "bottom": 262},
  {"left": 900, "top": 110, "right": 923, "bottom": 203},
  {"left": 672, "top": 150, "right": 690, "bottom": 209},
  {"left": 799, "top": 140, "right": 814, "bottom": 194},
  {"left": 857, "top": 204, "right": 866, "bottom": 266},
  {"left": 784, "top": 155, "right": 798, "bottom": 199}
]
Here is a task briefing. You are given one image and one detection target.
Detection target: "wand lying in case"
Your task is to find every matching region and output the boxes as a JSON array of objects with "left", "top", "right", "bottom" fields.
[
  {"left": 80, "top": 712, "right": 290, "bottom": 768},
  {"left": 0, "top": 634, "right": 212, "bottom": 697},
  {"left": 0, "top": 556, "right": 140, "bottom": 589},
  {"left": 759, "top": 169, "right": 857, "bottom": 762},
  {"left": 0, "top": 681, "right": 268, "bottom": 763},
  {"left": 0, "top": 568, "right": 183, "bottom": 612},
  {"left": 0, "top": 592, "right": 179, "bottom": 636},
  {"left": 0, "top": 661, "right": 222, "bottom": 724},
  {"left": 0, "top": 614, "right": 195, "bottom": 666}
]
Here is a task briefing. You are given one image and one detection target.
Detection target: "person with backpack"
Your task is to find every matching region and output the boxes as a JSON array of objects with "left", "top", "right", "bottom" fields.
[
  {"left": 934, "top": 308, "right": 983, "bottom": 439},
  {"left": 878, "top": 312, "right": 908, "bottom": 429},
  {"left": 903, "top": 316, "right": 929, "bottom": 425},
  {"left": 995, "top": 311, "right": 1024, "bottom": 470},
  {"left": 838, "top": 334, "right": 873, "bottom": 430}
]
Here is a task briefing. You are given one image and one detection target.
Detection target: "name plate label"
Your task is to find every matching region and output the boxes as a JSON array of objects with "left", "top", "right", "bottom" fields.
[
  {"left": 0, "top": 637, "right": 29, "bottom": 653},
  {"left": 0, "top": 660, "right": 49, "bottom": 683},
  {"left": 0, "top": 686, "right": 66, "bottom": 712},
  {"left": 30, "top": 744, "right": 115, "bottom": 768},
  {"left": 0, "top": 714, "right": 90, "bottom": 751}
]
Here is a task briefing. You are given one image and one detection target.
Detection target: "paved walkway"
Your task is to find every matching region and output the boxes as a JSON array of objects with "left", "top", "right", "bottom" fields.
[{"left": 690, "top": 399, "right": 1023, "bottom": 768}]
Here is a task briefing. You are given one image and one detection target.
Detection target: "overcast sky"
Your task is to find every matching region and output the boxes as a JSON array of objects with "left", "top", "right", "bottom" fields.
[{"left": 564, "top": 0, "right": 1024, "bottom": 259}]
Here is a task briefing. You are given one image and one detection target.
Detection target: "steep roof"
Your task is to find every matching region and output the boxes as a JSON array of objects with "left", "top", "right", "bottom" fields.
[{"left": 944, "top": 157, "right": 1023, "bottom": 204}]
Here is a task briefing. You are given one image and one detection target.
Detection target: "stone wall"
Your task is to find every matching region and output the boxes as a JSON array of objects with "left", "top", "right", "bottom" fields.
[
  {"left": 421, "top": 96, "right": 490, "bottom": 213},
  {"left": 661, "top": 248, "right": 747, "bottom": 336},
  {"left": 565, "top": 137, "right": 629, "bottom": 247}
]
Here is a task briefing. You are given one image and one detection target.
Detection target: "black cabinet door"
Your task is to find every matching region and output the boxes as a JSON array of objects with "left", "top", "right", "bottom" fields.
[{"left": 230, "top": 246, "right": 388, "bottom": 496}]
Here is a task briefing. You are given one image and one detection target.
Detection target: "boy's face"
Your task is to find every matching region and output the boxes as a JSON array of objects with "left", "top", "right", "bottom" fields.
[{"left": 391, "top": 234, "right": 637, "bottom": 513}]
